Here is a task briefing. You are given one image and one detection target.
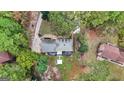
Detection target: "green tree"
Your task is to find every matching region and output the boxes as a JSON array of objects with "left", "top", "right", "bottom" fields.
[
  {"left": 0, "top": 11, "right": 12, "bottom": 18},
  {"left": 41, "top": 11, "right": 49, "bottom": 20},
  {"left": 0, "top": 17, "right": 28, "bottom": 55},
  {"left": 80, "top": 11, "right": 124, "bottom": 32},
  {"left": 0, "top": 64, "right": 28, "bottom": 80},
  {"left": 16, "top": 50, "right": 48, "bottom": 75},
  {"left": 118, "top": 29, "right": 124, "bottom": 48},
  {"left": 77, "top": 34, "right": 88, "bottom": 53},
  {"left": 0, "top": 12, "right": 48, "bottom": 80},
  {"left": 35, "top": 56, "right": 48, "bottom": 73},
  {"left": 48, "top": 11, "right": 78, "bottom": 36},
  {"left": 16, "top": 50, "right": 39, "bottom": 70},
  {"left": 78, "top": 44, "right": 88, "bottom": 53}
]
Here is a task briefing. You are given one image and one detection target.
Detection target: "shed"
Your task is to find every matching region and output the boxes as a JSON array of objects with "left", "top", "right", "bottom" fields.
[{"left": 97, "top": 43, "right": 124, "bottom": 66}]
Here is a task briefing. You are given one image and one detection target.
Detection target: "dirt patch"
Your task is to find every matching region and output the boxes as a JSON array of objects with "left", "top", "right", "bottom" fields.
[
  {"left": 43, "top": 66, "right": 61, "bottom": 81},
  {"left": 80, "top": 53, "right": 87, "bottom": 61},
  {"left": 68, "top": 62, "right": 90, "bottom": 80},
  {"left": 88, "top": 30, "right": 97, "bottom": 41},
  {"left": 87, "top": 29, "right": 103, "bottom": 42},
  {"left": 68, "top": 30, "right": 98, "bottom": 80}
]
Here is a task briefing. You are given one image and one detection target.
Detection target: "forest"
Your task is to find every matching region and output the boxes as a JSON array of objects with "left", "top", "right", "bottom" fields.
[{"left": 0, "top": 12, "right": 48, "bottom": 80}]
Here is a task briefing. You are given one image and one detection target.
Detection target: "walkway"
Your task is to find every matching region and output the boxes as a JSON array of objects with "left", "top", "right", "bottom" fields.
[{"left": 31, "top": 13, "right": 42, "bottom": 53}]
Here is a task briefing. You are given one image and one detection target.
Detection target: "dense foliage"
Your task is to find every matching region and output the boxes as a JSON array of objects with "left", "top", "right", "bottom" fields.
[
  {"left": 48, "top": 12, "right": 79, "bottom": 36},
  {"left": 81, "top": 11, "right": 124, "bottom": 47},
  {"left": 0, "top": 11, "right": 12, "bottom": 18},
  {"left": 118, "top": 29, "right": 124, "bottom": 48},
  {"left": 81, "top": 12, "right": 124, "bottom": 32},
  {"left": 0, "top": 12, "right": 48, "bottom": 80},
  {"left": 35, "top": 56, "right": 48, "bottom": 73},
  {"left": 41, "top": 11, "right": 49, "bottom": 21},
  {"left": 0, "top": 16, "right": 28, "bottom": 55},
  {"left": 16, "top": 50, "right": 38, "bottom": 70},
  {"left": 77, "top": 34, "right": 88, "bottom": 53},
  {"left": 0, "top": 64, "right": 27, "bottom": 80},
  {"left": 17, "top": 50, "right": 48, "bottom": 72}
]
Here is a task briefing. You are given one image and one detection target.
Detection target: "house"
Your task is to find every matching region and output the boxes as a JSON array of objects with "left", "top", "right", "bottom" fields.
[
  {"left": 40, "top": 34, "right": 73, "bottom": 56},
  {"left": 0, "top": 52, "right": 13, "bottom": 64},
  {"left": 97, "top": 43, "right": 124, "bottom": 66}
]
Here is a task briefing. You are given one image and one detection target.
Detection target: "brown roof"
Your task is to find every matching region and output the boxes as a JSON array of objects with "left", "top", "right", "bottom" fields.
[
  {"left": 0, "top": 52, "right": 12, "bottom": 64},
  {"left": 42, "top": 34, "right": 57, "bottom": 40},
  {"left": 98, "top": 43, "right": 124, "bottom": 65}
]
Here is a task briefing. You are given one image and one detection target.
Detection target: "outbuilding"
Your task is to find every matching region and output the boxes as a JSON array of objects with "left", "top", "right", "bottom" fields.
[{"left": 97, "top": 43, "right": 124, "bottom": 66}]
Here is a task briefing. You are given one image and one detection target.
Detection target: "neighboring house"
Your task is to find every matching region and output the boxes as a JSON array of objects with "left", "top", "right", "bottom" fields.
[
  {"left": 40, "top": 34, "right": 73, "bottom": 56},
  {"left": 97, "top": 43, "right": 124, "bottom": 66},
  {"left": 0, "top": 52, "right": 13, "bottom": 64}
]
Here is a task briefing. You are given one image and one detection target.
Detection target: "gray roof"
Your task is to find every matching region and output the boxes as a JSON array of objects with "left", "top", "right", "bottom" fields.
[{"left": 41, "top": 39, "right": 73, "bottom": 52}]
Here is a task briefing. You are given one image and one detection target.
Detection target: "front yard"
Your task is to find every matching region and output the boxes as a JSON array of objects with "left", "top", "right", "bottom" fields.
[{"left": 47, "top": 52, "right": 90, "bottom": 80}]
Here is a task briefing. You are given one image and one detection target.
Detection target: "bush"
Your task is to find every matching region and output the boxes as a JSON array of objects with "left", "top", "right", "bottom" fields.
[
  {"left": 77, "top": 34, "right": 88, "bottom": 53},
  {"left": 118, "top": 30, "right": 124, "bottom": 48},
  {"left": 35, "top": 56, "right": 48, "bottom": 73},
  {"left": 0, "top": 64, "right": 28, "bottom": 80}
]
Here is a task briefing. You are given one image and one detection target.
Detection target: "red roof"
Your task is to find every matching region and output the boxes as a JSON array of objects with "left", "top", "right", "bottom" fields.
[
  {"left": 0, "top": 52, "right": 12, "bottom": 64},
  {"left": 98, "top": 43, "right": 124, "bottom": 65}
]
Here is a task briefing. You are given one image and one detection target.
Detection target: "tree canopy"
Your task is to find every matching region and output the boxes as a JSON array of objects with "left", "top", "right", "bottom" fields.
[
  {"left": 80, "top": 12, "right": 124, "bottom": 32},
  {"left": 0, "top": 12, "right": 48, "bottom": 80},
  {"left": 0, "top": 64, "right": 27, "bottom": 80},
  {"left": 48, "top": 12, "right": 79, "bottom": 36},
  {"left": 80, "top": 11, "right": 124, "bottom": 47},
  {"left": 0, "top": 16, "right": 28, "bottom": 55}
]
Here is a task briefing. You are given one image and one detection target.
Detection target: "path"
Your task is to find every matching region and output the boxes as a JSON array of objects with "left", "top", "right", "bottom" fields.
[
  {"left": 83, "top": 30, "right": 102, "bottom": 63},
  {"left": 69, "top": 62, "right": 90, "bottom": 80},
  {"left": 31, "top": 13, "right": 42, "bottom": 53}
]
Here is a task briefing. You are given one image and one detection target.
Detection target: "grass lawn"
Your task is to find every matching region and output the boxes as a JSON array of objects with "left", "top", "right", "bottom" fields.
[
  {"left": 47, "top": 51, "right": 88, "bottom": 80},
  {"left": 57, "top": 52, "right": 90, "bottom": 80},
  {"left": 40, "top": 20, "right": 52, "bottom": 35},
  {"left": 57, "top": 56, "right": 73, "bottom": 80},
  {"left": 107, "top": 62, "right": 124, "bottom": 80}
]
